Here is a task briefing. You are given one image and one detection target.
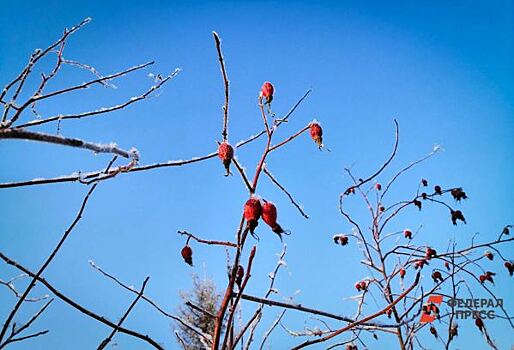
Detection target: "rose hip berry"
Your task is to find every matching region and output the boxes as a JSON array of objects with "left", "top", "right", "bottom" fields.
[
  {"left": 244, "top": 197, "right": 262, "bottom": 236},
  {"left": 261, "top": 81, "right": 274, "bottom": 104},
  {"left": 181, "top": 245, "right": 193, "bottom": 266},
  {"left": 262, "top": 201, "right": 289, "bottom": 241},
  {"left": 218, "top": 141, "right": 234, "bottom": 176},
  {"left": 310, "top": 122, "right": 323, "bottom": 148}
]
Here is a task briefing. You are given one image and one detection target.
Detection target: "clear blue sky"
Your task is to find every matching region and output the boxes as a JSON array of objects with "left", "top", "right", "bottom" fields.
[{"left": 1, "top": 1, "right": 513, "bottom": 349}]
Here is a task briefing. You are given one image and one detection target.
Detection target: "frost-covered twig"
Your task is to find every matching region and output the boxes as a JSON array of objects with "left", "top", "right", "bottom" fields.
[
  {"left": 17, "top": 68, "right": 181, "bottom": 128},
  {"left": 212, "top": 32, "right": 230, "bottom": 141},
  {"left": 0, "top": 128, "right": 139, "bottom": 160}
]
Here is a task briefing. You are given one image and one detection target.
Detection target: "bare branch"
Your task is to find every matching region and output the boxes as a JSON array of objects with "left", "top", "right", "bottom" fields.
[
  {"left": 97, "top": 277, "right": 150, "bottom": 350},
  {"left": 0, "top": 252, "right": 164, "bottom": 349}
]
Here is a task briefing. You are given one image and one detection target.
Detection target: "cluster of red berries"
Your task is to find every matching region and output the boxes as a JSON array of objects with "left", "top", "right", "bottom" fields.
[
  {"left": 244, "top": 197, "right": 288, "bottom": 240},
  {"left": 333, "top": 234, "right": 349, "bottom": 246},
  {"left": 355, "top": 280, "right": 368, "bottom": 292}
]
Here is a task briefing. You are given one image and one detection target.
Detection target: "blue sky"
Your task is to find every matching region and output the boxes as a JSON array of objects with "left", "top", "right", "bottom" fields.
[{"left": 0, "top": 1, "right": 513, "bottom": 349}]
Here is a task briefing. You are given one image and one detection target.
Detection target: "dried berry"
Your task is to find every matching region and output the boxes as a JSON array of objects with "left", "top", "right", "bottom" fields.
[
  {"left": 375, "top": 183, "right": 382, "bottom": 191},
  {"left": 260, "top": 81, "right": 274, "bottom": 104},
  {"left": 475, "top": 317, "right": 484, "bottom": 333},
  {"left": 450, "top": 188, "right": 468, "bottom": 202},
  {"left": 434, "top": 185, "right": 442, "bottom": 195},
  {"left": 386, "top": 309, "right": 392, "bottom": 318},
  {"left": 181, "top": 245, "right": 193, "bottom": 266},
  {"left": 425, "top": 247, "right": 437, "bottom": 260},
  {"left": 451, "top": 210, "right": 466, "bottom": 225},
  {"left": 333, "top": 234, "right": 349, "bottom": 246},
  {"left": 430, "top": 325, "right": 438, "bottom": 338},
  {"left": 236, "top": 265, "right": 244, "bottom": 288},
  {"left": 444, "top": 261, "right": 451, "bottom": 270},
  {"left": 262, "top": 201, "right": 289, "bottom": 241},
  {"left": 421, "top": 192, "right": 427, "bottom": 200},
  {"left": 244, "top": 197, "right": 262, "bottom": 235},
  {"left": 504, "top": 261, "right": 513, "bottom": 276},
  {"left": 404, "top": 229, "right": 412, "bottom": 239},
  {"left": 449, "top": 324, "right": 458, "bottom": 339},
  {"left": 431, "top": 271, "right": 443, "bottom": 283},
  {"left": 218, "top": 141, "right": 234, "bottom": 176},
  {"left": 422, "top": 179, "right": 428, "bottom": 186},
  {"left": 484, "top": 251, "right": 494, "bottom": 260},
  {"left": 414, "top": 259, "right": 428, "bottom": 270},
  {"left": 413, "top": 199, "right": 422, "bottom": 210},
  {"left": 310, "top": 122, "right": 323, "bottom": 148}
]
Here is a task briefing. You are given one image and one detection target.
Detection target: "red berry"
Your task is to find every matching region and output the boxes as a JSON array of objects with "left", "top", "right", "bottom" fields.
[
  {"left": 404, "top": 229, "right": 412, "bottom": 239},
  {"left": 262, "top": 201, "right": 288, "bottom": 240},
  {"left": 261, "top": 81, "right": 274, "bottom": 103},
  {"left": 375, "top": 183, "right": 382, "bottom": 191},
  {"left": 399, "top": 268, "right": 406, "bottom": 278},
  {"left": 479, "top": 274, "right": 486, "bottom": 283},
  {"left": 386, "top": 309, "right": 392, "bottom": 318},
  {"left": 355, "top": 282, "right": 362, "bottom": 291},
  {"left": 218, "top": 142, "right": 234, "bottom": 176},
  {"left": 262, "top": 201, "right": 277, "bottom": 227},
  {"left": 181, "top": 245, "right": 193, "bottom": 266},
  {"left": 484, "top": 251, "right": 494, "bottom": 260},
  {"left": 244, "top": 198, "right": 262, "bottom": 234},
  {"left": 359, "top": 281, "right": 368, "bottom": 291},
  {"left": 310, "top": 122, "right": 323, "bottom": 148},
  {"left": 445, "top": 261, "right": 450, "bottom": 270}
]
